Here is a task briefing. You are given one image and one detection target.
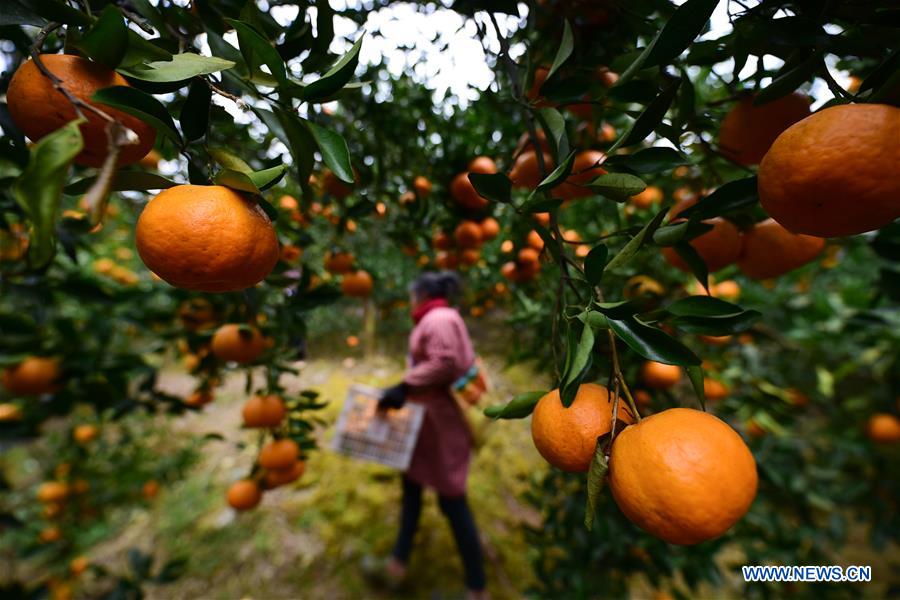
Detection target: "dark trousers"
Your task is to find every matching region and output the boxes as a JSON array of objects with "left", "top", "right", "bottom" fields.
[{"left": 392, "top": 476, "right": 486, "bottom": 591}]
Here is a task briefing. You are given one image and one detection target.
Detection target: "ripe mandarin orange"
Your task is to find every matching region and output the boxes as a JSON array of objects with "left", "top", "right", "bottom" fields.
[
  {"left": 227, "top": 480, "right": 262, "bottom": 511},
  {"left": 531, "top": 383, "right": 633, "bottom": 472},
  {"left": 703, "top": 379, "right": 729, "bottom": 401},
  {"left": 211, "top": 324, "right": 266, "bottom": 364},
  {"left": 468, "top": 156, "right": 497, "bottom": 174},
  {"left": 510, "top": 149, "right": 553, "bottom": 189},
  {"left": 73, "top": 424, "right": 98, "bottom": 444},
  {"left": 242, "top": 395, "right": 286, "bottom": 428},
  {"left": 413, "top": 175, "right": 432, "bottom": 197},
  {"left": 479, "top": 217, "right": 500, "bottom": 241},
  {"left": 7, "top": 54, "right": 155, "bottom": 167},
  {"left": 324, "top": 250, "right": 354, "bottom": 274},
  {"left": 3, "top": 357, "right": 60, "bottom": 395},
  {"left": 718, "top": 93, "right": 810, "bottom": 166},
  {"left": 866, "top": 413, "right": 900, "bottom": 443},
  {"left": 322, "top": 168, "right": 355, "bottom": 199},
  {"left": 758, "top": 103, "right": 900, "bottom": 237},
  {"left": 0, "top": 403, "right": 23, "bottom": 421},
  {"left": 459, "top": 249, "right": 480, "bottom": 266},
  {"left": 136, "top": 185, "right": 279, "bottom": 292},
  {"left": 450, "top": 172, "right": 487, "bottom": 210},
  {"left": 641, "top": 361, "right": 681, "bottom": 390},
  {"left": 630, "top": 185, "right": 663, "bottom": 209},
  {"left": 259, "top": 438, "right": 300, "bottom": 471},
  {"left": 737, "top": 218, "right": 824, "bottom": 280},
  {"left": 37, "top": 482, "right": 69, "bottom": 503},
  {"left": 435, "top": 251, "right": 458, "bottom": 270},
  {"left": 609, "top": 408, "right": 758, "bottom": 544},
  {"left": 661, "top": 200, "right": 742, "bottom": 273},
  {"left": 556, "top": 150, "right": 607, "bottom": 200},
  {"left": 454, "top": 221, "right": 483, "bottom": 249},
  {"left": 341, "top": 270, "right": 374, "bottom": 297},
  {"left": 263, "top": 461, "right": 306, "bottom": 489}
]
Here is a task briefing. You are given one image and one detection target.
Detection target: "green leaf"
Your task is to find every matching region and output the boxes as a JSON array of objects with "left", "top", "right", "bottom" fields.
[
  {"left": 671, "top": 311, "right": 762, "bottom": 335},
  {"left": 72, "top": 5, "right": 128, "bottom": 69},
  {"left": 686, "top": 365, "right": 706, "bottom": 411},
  {"left": 608, "top": 315, "right": 700, "bottom": 366},
  {"left": 92, "top": 86, "right": 181, "bottom": 145},
  {"left": 603, "top": 147, "right": 686, "bottom": 174},
  {"left": 679, "top": 176, "right": 758, "bottom": 220},
  {"left": 469, "top": 173, "right": 512, "bottom": 204},
  {"left": 560, "top": 324, "right": 595, "bottom": 407},
  {"left": 545, "top": 20, "right": 573, "bottom": 81},
  {"left": 213, "top": 165, "right": 286, "bottom": 195},
  {"left": 537, "top": 150, "right": 575, "bottom": 191},
  {"left": 302, "top": 36, "right": 363, "bottom": 102},
  {"left": 20, "top": 0, "right": 90, "bottom": 25},
  {"left": 519, "top": 196, "right": 562, "bottom": 213},
  {"left": 652, "top": 220, "right": 712, "bottom": 246},
  {"left": 225, "top": 19, "right": 288, "bottom": 87},
  {"left": 615, "top": 78, "right": 681, "bottom": 150},
  {"left": 644, "top": 0, "right": 719, "bottom": 68},
  {"left": 304, "top": 120, "right": 353, "bottom": 184},
  {"left": 587, "top": 172, "right": 646, "bottom": 202},
  {"left": 272, "top": 108, "right": 316, "bottom": 184},
  {"left": 594, "top": 299, "right": 656, "bottom": 320},
  {"left": 666, "top": 296, "right": 744, "bottom": 318},
  {"left": 64, "top": 172, "right": 176, "bottom": 195},
  {"left": 0, "top": 0, "right": 45, "bottom": 26},
  {"left": 120, "top": 54, "right": 236, "bottom": 83},
  {"left": 483, "top": 391, "right": 544, "bottom": 419},
  {"left": 584, "top": 442, "right": 608, "bottom": 531},
  {"left": 674, "top": 242, "right": 709, "bottom": 290},
  {"left": 754, "top": 53, "right": 818, "bottom": 105},
  {"left": 180, "top": 79, "right": 212, "bottom": 142},
  {"left": 584, "top": 244, "right": 608, "bottom": 285},
  {"left": 209, "top": 148, "right": 252, "bottom": 173},
  {"left": 120, "top": 31, "right": 173, "bottom": 68},
  {"left": 604, "top": 208, "right": 668, "bottom": 273},
  {"left": 250, "top": 165, "right": 287, "bottom": 191},
  {"left": 577, "top": 310, "right": 609, "bottom": 332},
  {"left": 538, "top": 107, "right": 568, "bottom": 159},
  {"left": 13, "top": 120, "right": 84, "bottom": 267}
]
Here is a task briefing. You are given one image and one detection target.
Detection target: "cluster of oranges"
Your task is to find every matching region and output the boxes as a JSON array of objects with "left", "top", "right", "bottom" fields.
[
  {"left": 323, "top": 250, "right": 374, "bottom": 298},
  {"left": 226, "top": 394, "right": 305, "bottom": 511},
  {"left": 431, "top": 218, "right": 500, "bottom": 270}
]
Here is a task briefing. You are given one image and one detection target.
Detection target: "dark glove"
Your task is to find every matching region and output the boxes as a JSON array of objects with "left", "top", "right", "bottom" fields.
[{"left": 378, "top": 382, "right": 407, "bottom": 410}]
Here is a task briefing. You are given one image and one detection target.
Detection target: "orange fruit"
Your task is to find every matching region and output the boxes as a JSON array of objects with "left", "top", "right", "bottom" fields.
[
  {"left": 413, "top": 175, "right": 432, "bottom": 197},
  {"left": 346, "top": 334, "right": 360, "bottom": 347},
  {"left": 3, "top": 357, "right": 60, "bottom": 395},
  {"left": 459, "top": 248, "right": 481, "bottom": 266},
  {"left": 866, "top": 413, "right": 900, "bottom": 443},
  {"left": 469, "top": 156, "right": 497, "bottom": 174},
  {"left": 518, "top": 247, "right": 540, "bottom": 266},
  {"left": 527, "top": 230, "right": 544, "bottom": 251},
  {"left": 142, "top": 480, "right": 160, "bottom": 499},
  {"left": 787, "top": 388, "right": 809, "bottom": 407},
  {"left": 513, "top": 130, "right": 551, "bottom": 157},
  {"left": 226, "top": 480, "right": 262, "bottom": 511},
  {"left": 454, "top": 221, "right": 483, "bottom": 249},
  {"left": 714, "top": 280, "right": 741, "bottom": 301},
  {"left": 500, "top": 239, "right": 514, "bottom": 253},
  {"left": 526, "top": 66, "right": 550, "bottom": 104},
  {"left": 630, "top": 185, "right": 663, "bottom": 209},
  {"left": 662, "top": 200, "right": 742, "bottom": 273},
  {"left": 758, "top": 103, "right": 900, "bottom": 237},
  {"left": 263, "top": 461, "right": 306, "bottom": 489},
  {"left": 242, "top": 395, "right": 286, "bottom": 428},
  {"left": 609, "top": 408, "right": 758, "bottom": 544},
  {"left": 139, "top": 149, "right": 162, "bottom": 170},
  {"left": 718, "top": 93, "right": 810, "bottom": 166},
  {"left": 531, "top": 384, "right": 633, "bottom": 472},
  {"left": 479, "top": 217, "right": 500, "bottom": 241},
  {"left": 737, "top": 218, "right": 825, "bottom": 280},
  {"left": 746, "top": 419, "right": 766, "bottom": 438},
  {"left": 556, "top": 150, "right": 607, "bottom": 200},
  {"left": 37, "top": 482, "right": 69, "bottom": 503},
  {"left": 39, "top": 526, "right": 62, "bottom": 544},
  {"left": 324, "top": 250, "right": 354, "bottom": 274},
  {"left": 432, "top": 231, "right": 452, "bottom": 250},
  {"left": 703, "top": 379, "right": 729, "bottom": 401},
  {"left": 0, "top": 223, "right": 29, "bottom": 262},
  {"left": 533, "top": 212, "right": 551, "bottom": 227},
  {"left": 322, "top": 168, "right": 355, "bottom": 199},
  {"left": 280, "top": 244, "right": 302, "bottom": 263},
  {"left": 633, "top": 389, "right": 652, "bottom": 408},
  {"left": 73, "top": 424, "right": 98, "bottom": 444},
  {"left": 510, "top": 149, "right": 553, "bottom": 189},
  {"left": 450, "top": 172, "right": 487, "bottom": 210},
  {"left": 136, "top": 185, "right": 279, "bottom": 292},
  {"left": 641, "top": 361, "right": 681, "bottom": 390},
  {"left": 623, "top": 275, "right": 664, "bottom": 298},
  {"left": 699, "top": 334, "right": 732, "bottom": 346},
  {"left": 177, "top": 298, "right": 217, "bottom": 331},
  {"left": 278, "top": 195, "right": 299, "bottom": 211},
  {"left": 500, "top": 261, "right": 519, "bottom": 282},
  {"left": 0, "top": 403, "right": 23, "bottom": 422},
  {"left": 435, "top": 251, "right": 458, "bottom": 270},
  {"left": 185, "top": 389, "right": 214, "bottom": 407},
  {"left": 211, "top": 324, "right": 266, "bottom": 364},
  {"left": 70, "top": 556, "right": 89, "bottom": 577},
  {"left": 259, "top": 438, "right": 300, "bottom": 470},
  {"left": 341, "top": 270, "right": 374, "bottom": 297},
  {"left": 7, "top": 54, "right": 155, "bottom": 167}
]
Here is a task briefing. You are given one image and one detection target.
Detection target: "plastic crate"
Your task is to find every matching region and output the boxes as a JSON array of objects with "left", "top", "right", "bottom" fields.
[{"left": 331, "top": 384, "right": 425, "bottom": 470}]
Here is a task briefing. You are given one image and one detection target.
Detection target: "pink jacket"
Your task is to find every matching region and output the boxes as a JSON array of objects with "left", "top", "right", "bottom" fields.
[{"left": 403, "top": 306, "right": 475, "bottom": 497}]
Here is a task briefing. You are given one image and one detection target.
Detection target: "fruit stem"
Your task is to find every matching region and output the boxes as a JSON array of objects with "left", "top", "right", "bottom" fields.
[
  {"left": 607, "top": 329, "right": 641, "bottom": 422},
  {"left": 617, "top": 372, "right": 642, "bottom": 423}
]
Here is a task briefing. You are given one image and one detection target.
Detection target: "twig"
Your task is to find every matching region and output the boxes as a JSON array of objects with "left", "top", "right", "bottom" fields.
[
  {"left": 118, "top": 4, "right": 156, "bottom": 35},
  {"left": 607, "top": 328, "right": 641, "bottom": 422},
  {"left": 29, "top": 23, "right": 116, "bottom": 124},
  {"left": 206, "top": 77, "right": 248, "bottom": 109}
]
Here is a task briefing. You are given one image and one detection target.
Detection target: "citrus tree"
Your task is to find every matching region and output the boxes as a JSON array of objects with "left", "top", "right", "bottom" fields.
[{"left": 1, "top": 0, "right": 898, "bottom": 598}]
